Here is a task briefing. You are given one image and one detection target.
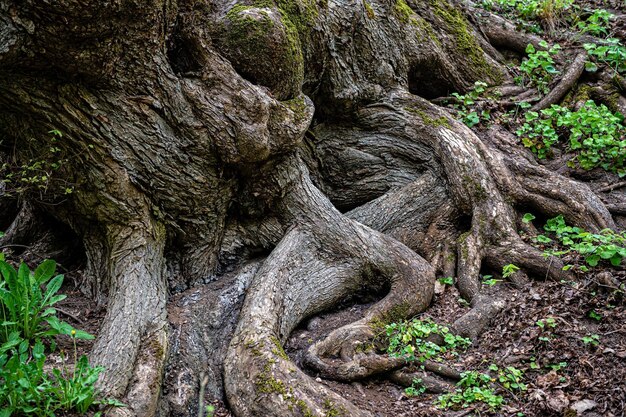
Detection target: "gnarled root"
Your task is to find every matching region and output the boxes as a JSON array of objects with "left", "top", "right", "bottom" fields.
[{"left": 224, "top": 155, "right": 435, "bottom": 416}]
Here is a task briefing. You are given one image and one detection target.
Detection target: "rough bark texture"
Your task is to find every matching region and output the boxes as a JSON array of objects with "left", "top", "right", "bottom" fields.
[{"left": 0, "top": 0, "right": 621, "bottom": 416}]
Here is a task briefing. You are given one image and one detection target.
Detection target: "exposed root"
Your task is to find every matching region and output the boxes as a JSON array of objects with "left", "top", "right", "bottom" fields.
[
  {"left": 465, "top": 2, "right": 545, "bottom": 53},
  {"left": 531, "top": 52, "right": 587, "bottom": 111},
  {"left": 90, "top": 219, "right": 168, "bottom": 408},
  {"left": 224, "top": 155, "right": 435, "bottom": 416},
  {"left": 389, "top": 369, "right": 454, "bottom": 394}
]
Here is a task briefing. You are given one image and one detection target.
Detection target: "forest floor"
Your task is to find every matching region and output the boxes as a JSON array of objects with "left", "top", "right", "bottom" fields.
[{"left": 49, "top": 0, "right": 626, "bottom": 416}]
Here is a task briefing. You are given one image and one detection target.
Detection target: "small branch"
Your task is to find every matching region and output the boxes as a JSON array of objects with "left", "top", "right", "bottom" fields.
[
  {"left": 56, "top": 307, "right": 84, "bottom": 324},
  {"left": 531, "top": 53, "right": 587, "bottom": 111},
  {"left": 597, "top": 181, "right": 626, "bottom": 193}
]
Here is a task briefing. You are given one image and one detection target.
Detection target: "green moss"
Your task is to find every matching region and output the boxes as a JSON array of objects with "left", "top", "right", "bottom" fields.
[
  {"left": 323, "top": 399, "right": 345, "bottom": 416},
  {"left": 244, "top": 339, "right": 263, "bottom": 357},
  {"left": 428, "top": 0, "right": 502, "bottom": 82},
  {"left": 394, "top": 0, "right": 414, "bottom": 23},
  {"left": 405, "top": 106, "right": 451, "bottom": 127},
  {"left": 256, "top": 361, "right": 287, "bottom": 394},
  {"left": 458, "top": 231, "right": 471, "bottom": 259},
  {"left": 225, "top": 2, "right": 305, "bottom": 96},
  {"left": 295, "top": 399, "right": 314, "bottom": 417},
  {"left": 282, "top": 96, "right": 309, "bottom": 121},
  {"left": 605, "top": 92, "right": 621, "bottom": 113},
  {"left": 270, "top": 336, "right": 289, "bottom": 360},
  {"left": 461, "top": 174, "right": 487, "bottom": 201},
  {"left": 226, "top": 5, "right": 275, "bottom": 41},
  {"left": 147, "top": 338, "right": 165, "bottom": 360},
  {"left": 363, "top": 0, "right": 375, "bottom": 18},
  {"left": 370, "top": 301, "right": 413, "bottom": 331}
]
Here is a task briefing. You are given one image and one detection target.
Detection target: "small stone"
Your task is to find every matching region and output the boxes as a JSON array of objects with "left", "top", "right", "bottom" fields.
[
  {"left": 315, "top": 377, "right": 322, "bottom": 382},
  {"left": 570, "top": 399, "right": 597, "bottom": 415}
]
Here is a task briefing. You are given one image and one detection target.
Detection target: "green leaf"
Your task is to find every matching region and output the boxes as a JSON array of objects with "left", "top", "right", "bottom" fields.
[
  {"left": 34, "top": 259, "right": 56, "bottom": 283},
  {"left": 42, "top": 274, "right": 64, "bottom": 305},
  {"left": 586, "top": 254, "right": 601, "bottom": 266},
  {"left": 522, "top": 213, "right": 536, "bottom": 223},
  {"left": 609, "top": 255, "right": 622, "bottom": 266}
]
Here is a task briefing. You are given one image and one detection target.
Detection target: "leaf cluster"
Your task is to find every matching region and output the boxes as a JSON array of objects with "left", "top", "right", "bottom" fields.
[
  {"left": 385, "top": 318, "right": 471, "bottom": 363},
  {"left": 516, "top": 100, "right": 626, "bottom": 174},
  {"left": 0, "top": 259, "right": 120, "bottom": 416}
]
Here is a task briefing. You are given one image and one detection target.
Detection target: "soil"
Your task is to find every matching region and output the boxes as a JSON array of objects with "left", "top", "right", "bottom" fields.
[{"left": 30, "top": 0, "right": 626, "bottom": 416}]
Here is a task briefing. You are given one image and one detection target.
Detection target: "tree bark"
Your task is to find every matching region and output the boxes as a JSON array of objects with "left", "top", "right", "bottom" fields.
[{"left": 0, "top": 0, "right": 617, "bottom": 416}]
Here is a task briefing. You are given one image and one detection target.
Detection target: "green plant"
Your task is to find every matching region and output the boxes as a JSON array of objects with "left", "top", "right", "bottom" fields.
[
  {"left": 516, "top": 100, "right": 626, "bottom": 174},
  {"left": 482, "top": 275, "right": 500, "bottom": 286},
  {"left": 450, "top": 81, "right": 492, "bottom": 127},
  {"left": 581, "top": 334, "right": 600, "bottom": 346},
  {"left": 517, "top": 42, "right": 561, "bottom": 94},
  {"left": 483, "top": 0, "right": 574, "bottom": 30},
  {"left": 588, "top": 310, "right": 602, "bottom": 321},
  {"left": 502, "top": 264, "right": 520, "bottom": 278},
  {"left": 0, "top": 337, "right": 122, "bottom": 416},
  {"left": 0, "top": 259, "right": 93, "bottom": 344},
  {"left": 584, "top": 39, "right": 626, "bottom": 74},
  {"left": 0, "top": 130, "right": 74, "bottom": 198},
  {"left": 438, "top": 277, "right": 454, "bottom": 285},
  {"left": 576, "top": 9, "right": 613, "bottom": 36},
  {"left": 0, "top": 259, "right": 123, "bottom": 416},
  {"left": 436, "top": 371, "right": 504, "bottom": 411},
  {"left": 205, "top": 405, "right": 215, "bottom": 417},
  {"left": 385, "top": 318, "right": 471, "bottom": 363},
  {"left": 536, "top": 317, "right": 557, "bottom": 342},
  {"left": 489, "top": 364, "right": 528, "bottom": 391},
  {"left": 529, "top": 356, "right": 540, "bottom": 369},
  {"left": 536, "top": 317, "right": 557, "bottom": 329},
  {"left": 541, "top": 215, "right": 626, "bottom": 267},
  {"left": 404, "top": 378, "right": 426, "bottom": 397},
  {"left": 548, "top": 361, "right": 568, "bottom": 371}
]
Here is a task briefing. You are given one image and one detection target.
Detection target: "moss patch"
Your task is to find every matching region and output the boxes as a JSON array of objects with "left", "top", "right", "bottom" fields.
[
  {"left": 363, "top": 0, "right": 375, "bottom": 18},
  {"left": 428, "top": 0, "right": 502, "bottom": 83},
  {"left": 270, "top": 336, "right": 289, "bottom": 360},
  {"left": 370, "top": 301, "right": 413, "bottom": 331},
  {"left": 405, "top": 106, "right": 451, "bottom": 127}
]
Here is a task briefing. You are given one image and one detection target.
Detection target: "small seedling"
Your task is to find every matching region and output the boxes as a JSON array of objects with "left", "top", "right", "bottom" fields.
[
  {"left": 404, "top": 378, "right": 426, "bottom": 397},
  {"left": 588, "top": 310, "right": 602, "bottom": 321},
  {"left": 536, "top": 317, "right": 557, "bottom": 329},
  {"left": 502, "top": 264, "right": 520, "bottom": 278},
  {"left": 438, "top": 277, "right": 454, "bottom": 285},
  {"left": 581, "top": 334, "right": 600, "bottom": 346}
]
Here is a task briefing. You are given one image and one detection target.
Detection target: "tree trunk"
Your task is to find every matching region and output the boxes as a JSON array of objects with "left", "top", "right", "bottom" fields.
[{"left": 0, "top": 0, "right": 618, "bottom": 416}]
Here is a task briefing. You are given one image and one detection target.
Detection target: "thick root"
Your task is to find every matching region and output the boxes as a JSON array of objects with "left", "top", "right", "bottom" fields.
[
  {"left": 90, "top": 220, "right": 168, "bottom": 411},
  {"left": 224, "top": 156, "right": 435, "bottom": 416}
]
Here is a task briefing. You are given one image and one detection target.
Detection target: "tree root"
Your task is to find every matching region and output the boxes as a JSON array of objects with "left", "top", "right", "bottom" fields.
[
  {"left": 89, "top": 219, "right": 168, "bottom": 415},
  {"left": 531, "top": 52, "right": 587, "bottom": 111},
  {"left": 224, "top": 156, "right": 435, "bottom": 416},
  {"left": 389, "top": 369, "right": 454, "bottom": 394}
]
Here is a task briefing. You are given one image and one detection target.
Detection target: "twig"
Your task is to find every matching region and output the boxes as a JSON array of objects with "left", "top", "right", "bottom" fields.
[
  {"left": 597, "top": 181, "right": 626, "bottom": 193},
  {"left": 197, "top": 373, "right": 209, "bottom": 417},
  {"left": 56, "top": 307, "right": 84, "bottom": 323}
]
